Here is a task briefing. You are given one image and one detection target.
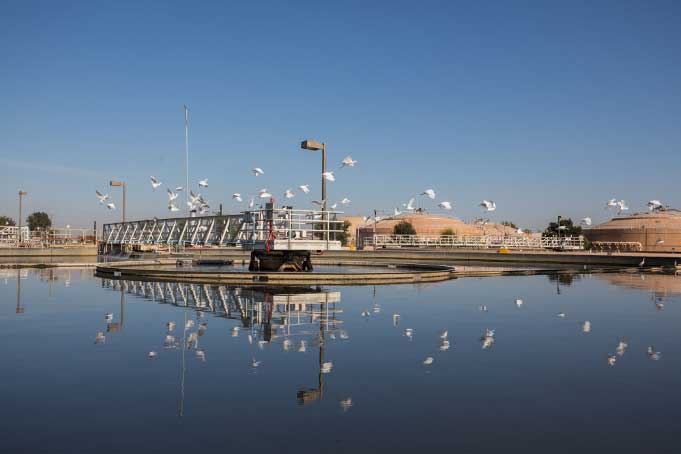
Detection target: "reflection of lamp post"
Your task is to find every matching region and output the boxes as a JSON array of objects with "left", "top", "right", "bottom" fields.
[
  {"left": 109, "top": 181, "right": 126, "bottom": 223},
  {"left": 18, "top": 190, "right": 27, "bottom": 244},
  {"left": 16, "top": 269, "right": 24, "bottom": 314}
]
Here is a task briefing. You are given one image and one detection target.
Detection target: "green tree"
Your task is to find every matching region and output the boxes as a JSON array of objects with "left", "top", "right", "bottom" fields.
[
  {"left": 544, "top": 218, "right": 581, "bottom": 236},
  {"left": 26, "top": 212, "right": 52, "bottom": 231},
  {"left": 500, "top": 221, "right": 517, "bottom": 229},
  {"left": 336, "top": 220, "right": 352, "bottom": 246},
  {"left": 440, "top": 228, "right": 455, "bottom": 237},
  {"left": 0, "top": 216, "right": 16, "bottom": 226},
  {"left": 393, "top": 221, "right": 416, "bottom": 235}
]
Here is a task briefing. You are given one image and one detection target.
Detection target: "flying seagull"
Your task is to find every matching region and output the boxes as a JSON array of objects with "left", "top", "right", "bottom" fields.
[
  {"left": 95, "top": 190, "right": 109, "bottom": 204},
  {"left": 167, "top": 188, "right": 179, "bottom": 201},
  {"left": 405, "top": 198, "right": 415, "bottom": 211},
  {"left": 232, "top": 193, "right": 242, "bottom": 202},
  {"left": 150, "top": 176, "right": 162, "bottom": 190},
  {"left": 605, "top": 198, "right": 618, "bottom": 209},
  {"left": 106, "top": 202, "right": 116, "bottom": 210},
  {"left": 341, "top": 198, "right": 351, "bottom": 205},
  {"left": 259, "top": 188, "right": 272, "bottom": 199},
  {"left": 648, "top": 200, "right": 663, "bottom": 211},
  {"left": 252, "top": 168, "right": 264, "bottom": 177},
  {"left": 480, "top": 200, "right": 496, "bottom": 212},
  {"left": 322, "top": 171, "right": 335, "bottom": 182},
  {"left": 340, "top": 155, "right": 357, "bottom": 168},
  {"left": 95, "top": 190, "right": 109, "bottom": 205},
  {"left": 284, "top": 189, "right": 295, "bottom": 199},
  {"left": 581, "top": 217, "right": 592, "bottom": 226},
  {"left": 168, "top": 203, "right": 180, "bottom": 212},
  {"left": 438, "top": 201, "right": 452, "bottom": 210},
  {"left": 421, "top": 189, "right": 436, "bottom": 200},
  {"left": 299, "top": 184, "right": 311, "bottom": 194},
  {"left": 198, "top": 179, "right": 208, "bottom": 188},
  {"left": 616, "top": 200, "right": 629, "bottom": 213}
]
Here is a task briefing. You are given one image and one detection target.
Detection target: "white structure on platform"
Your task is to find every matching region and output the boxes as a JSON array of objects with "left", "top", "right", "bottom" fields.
[{"left": 0, "top": 226, "right": 29, "bottom": 247}]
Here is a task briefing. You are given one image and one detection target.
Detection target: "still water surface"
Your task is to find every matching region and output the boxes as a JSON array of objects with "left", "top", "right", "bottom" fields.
[{"left": 1, "top": 269, "right": 680, "bottom": 453}]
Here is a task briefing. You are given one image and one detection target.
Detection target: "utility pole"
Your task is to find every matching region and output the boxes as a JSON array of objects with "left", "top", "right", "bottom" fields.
[{"left": 184, "top": 105, "right": 190, "bottom": 216}]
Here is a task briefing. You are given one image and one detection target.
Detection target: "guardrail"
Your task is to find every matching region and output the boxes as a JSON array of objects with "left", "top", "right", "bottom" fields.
[{"left": 364, "top": 234, "right": 584, "bottom": 250}]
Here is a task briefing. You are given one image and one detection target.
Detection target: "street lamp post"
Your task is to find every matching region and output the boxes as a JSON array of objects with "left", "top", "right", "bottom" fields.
[
  {"left": 18, "top": 190, "right": 27, "bottom": 244},
  {"left": 301, "top": 140, "right": 328, "bottom": 241},
  {"left": 110, "top": 180, "right": 126, "bottom": 223}
]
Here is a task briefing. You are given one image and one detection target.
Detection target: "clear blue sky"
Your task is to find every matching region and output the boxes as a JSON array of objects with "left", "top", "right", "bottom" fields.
[{"left": 2, "top": 0, "right": 680, "bottom": 230}]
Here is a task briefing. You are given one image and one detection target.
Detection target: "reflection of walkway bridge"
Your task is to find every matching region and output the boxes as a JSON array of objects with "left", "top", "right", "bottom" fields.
[{"left": 100, "top": 279, "right": 343, "bottom": 340}]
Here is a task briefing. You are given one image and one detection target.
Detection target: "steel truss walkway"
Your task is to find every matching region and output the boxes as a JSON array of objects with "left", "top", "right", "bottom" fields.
[{"left": 101, "top": 206, "right": 345, "bottom": 251}]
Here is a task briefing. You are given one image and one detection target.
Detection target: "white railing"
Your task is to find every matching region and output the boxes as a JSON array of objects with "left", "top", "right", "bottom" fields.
[
  {"left": 591, "top": 241, "right": 642, "bottom": 252},
  {"left": 0, "top": 226, "right": 95, "bottom": 248},
  {"left": 365, "top": 234, "right": 584, "bottom": 250}
]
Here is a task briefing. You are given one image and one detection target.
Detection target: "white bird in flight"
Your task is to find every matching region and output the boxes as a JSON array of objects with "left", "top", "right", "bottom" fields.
[
  {"left": 393, "top": 208, "right": 402, "bottom": 217},
  {"left": 480, "top": 200, "right": 496, "bottom": 211},
  {"left": 322, "top": 171, "right": 335, "bottom": 182},
  {"left": 438, "top": 201, "right": 452, "bottom": 210},
  {"left": 284, "top": 189, "right": 295, "bottom": 199},
  {"left": 605, "top": 198, "right": 618, "bottom": 209},
  {"left": 168, "top": 203, "right": 180, "bottom": 212},
  {"left": 248, "top": 197, "right": 255, "bottom": 209},
  {"left": 421, "top": 189, "right": 436, "bottom": 200},
  {"left": 95, "top": 190, "right": 109, "bottom": 204},
  {"left": 106, "top": 202, "right": 116, "bottom": 210},
  {"left": 581, "top": 217, "right": 592, "bottom": 226},
  {"left": 150, "top": 176, "right": 162, "bottom": 190},
  {"left": 252, "top": 168, "right": 264, "bottom": 177},
  {"left": 340, "top": 155, "right": 357, "bottom": 168},
  {"left": 616, "top": 200, "right": 629, "bottom": 213},
  {"left": 299, "top": 184, "right": 310, "bottom": 194},
  {"left": 198, "top": 179, "right": 208, "bottom": 188},
  {"left": 175, "top": 186, "right": 183, "bottom": 192},
  {"left": 648, "top": 200, "right": 663, "bottom": 211},
  {"left": 259, "top": 189, "right": 272, "bottom": 199},
  {"left": 167, "top": 188, "right": 179, "bottom": 201},
  {"left": 405, "top": 198, "right": 415, "bottom": 211},
  {"left": 341, "top": 198, "right": 351, "bottom": 205},
  {"left": 232, "top": 193, "right": 242, "bottom": 202}
]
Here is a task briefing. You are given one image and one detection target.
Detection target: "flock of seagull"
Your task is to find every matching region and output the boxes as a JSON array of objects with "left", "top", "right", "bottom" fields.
[{"left": 94, "top": 155, "right": 360, "bottom": 215}]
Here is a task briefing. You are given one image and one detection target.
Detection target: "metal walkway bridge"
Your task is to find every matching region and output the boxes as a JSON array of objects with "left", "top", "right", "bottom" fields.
[{"left": 101, "top": 206, "right": 345, "bottom": 252}]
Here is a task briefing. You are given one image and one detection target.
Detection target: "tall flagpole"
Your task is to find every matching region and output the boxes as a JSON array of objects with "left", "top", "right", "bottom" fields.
[{"left": 184, "top": 105, "right": 189, "bottom": 216}]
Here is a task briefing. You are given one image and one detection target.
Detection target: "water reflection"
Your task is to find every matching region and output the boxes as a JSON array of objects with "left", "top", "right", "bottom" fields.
[{"left": 100, "top": 278, "right": 347, "bottom": 407}]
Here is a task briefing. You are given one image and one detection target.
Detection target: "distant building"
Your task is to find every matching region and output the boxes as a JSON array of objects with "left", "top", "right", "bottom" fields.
[
  {"left": 584, "top": 209, "right": 681, "bottom": 252},
  {"left": 354, "top": 212, "right": 523, "bottom": 248}
]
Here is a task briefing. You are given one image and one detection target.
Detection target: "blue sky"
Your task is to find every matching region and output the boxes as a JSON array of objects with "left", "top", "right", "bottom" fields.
[{"left": 2, "top": 0, "right": 680, "bottom": 230}]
